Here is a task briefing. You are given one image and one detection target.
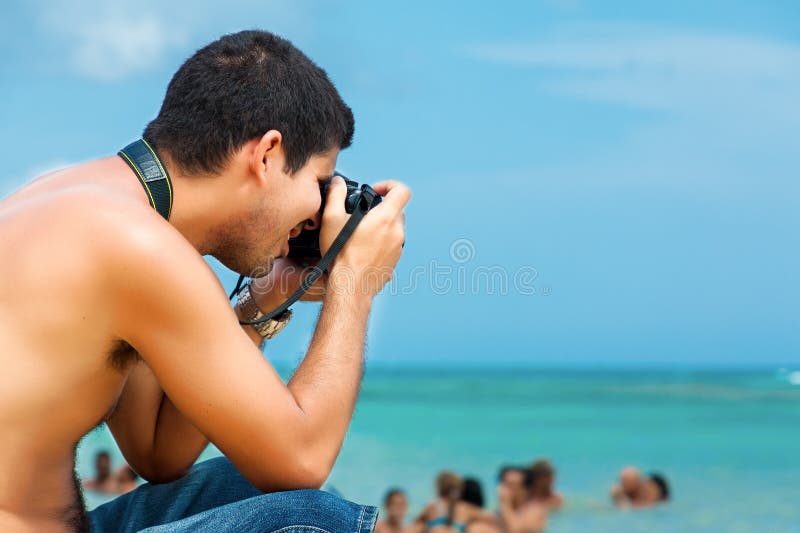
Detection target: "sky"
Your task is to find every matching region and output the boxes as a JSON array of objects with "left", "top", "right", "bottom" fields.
[{"left": 1, "top": 0, "right": 798, "bottom": 366}]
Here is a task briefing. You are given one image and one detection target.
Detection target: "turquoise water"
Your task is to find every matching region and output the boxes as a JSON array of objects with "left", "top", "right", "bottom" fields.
[{"left": 78, "top": 366, "right": 800, "bottom": 532}]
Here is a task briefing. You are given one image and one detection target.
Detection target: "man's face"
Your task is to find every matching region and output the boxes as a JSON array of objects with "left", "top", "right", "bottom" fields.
[
  {"left": 386, "top": 493, "right": 408, "bottom": 522},
  {"left": 216, "top": 148, "right": 338, "bottom": 276},
  {"left": 96, "top": 454, "right": 110, "bottom": 478},
  {"left": 502, "top": 469, "right": 526, "bottom": 504}
]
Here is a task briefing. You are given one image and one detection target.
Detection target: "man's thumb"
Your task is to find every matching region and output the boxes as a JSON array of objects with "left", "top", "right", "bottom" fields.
[{"left": 325, "top": 175, "right": 347, "bottom": 215}]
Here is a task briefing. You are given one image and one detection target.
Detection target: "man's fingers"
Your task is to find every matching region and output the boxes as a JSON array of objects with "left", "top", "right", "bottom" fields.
[
  {"left": 324, "top": 175, "right": 348, "bottom": 217},
  {"left": 371, "top": 180, "right": 401, "bottom": 196},
  {"left": 372, "top": 180, "right": 411, "bottom": 210}
]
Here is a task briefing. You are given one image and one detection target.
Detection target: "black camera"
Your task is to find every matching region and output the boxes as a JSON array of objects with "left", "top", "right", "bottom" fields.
[{"left": 287, "top": 172, "right": 382, "bottom": 262}]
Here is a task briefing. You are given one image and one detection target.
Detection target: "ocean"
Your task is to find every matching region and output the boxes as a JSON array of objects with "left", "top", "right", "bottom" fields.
[{"left": 77, "top": 366, "right": 800, "bottom": 532}]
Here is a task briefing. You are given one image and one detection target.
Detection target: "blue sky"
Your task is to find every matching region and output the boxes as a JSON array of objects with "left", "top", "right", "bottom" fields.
[{"left": 1, "top": 0, "right": 798, "bottom": 366}]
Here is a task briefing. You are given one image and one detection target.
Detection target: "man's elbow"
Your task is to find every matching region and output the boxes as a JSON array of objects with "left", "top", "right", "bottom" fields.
[
  {"left": 136, "top": 464, "right": 191, "bottom": 485},
  {"left": 133, "top": 454, "right": 195, "bottom": 485},
  {"left": 250, "top": 451, "right": 331, "bottom": 492}
]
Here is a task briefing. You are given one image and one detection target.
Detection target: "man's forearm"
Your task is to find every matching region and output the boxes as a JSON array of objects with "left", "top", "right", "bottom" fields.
[
  {"left": 149, "top": 394, "right": 209, "bottom": 479},
  {"left": 286, "top": 271, "right": 373, "bottom": 475},
  {"left": 108, "top": 362, "right": 209, "bottom": 483}
]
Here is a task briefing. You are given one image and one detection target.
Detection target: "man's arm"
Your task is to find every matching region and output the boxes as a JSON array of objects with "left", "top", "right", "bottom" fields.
[
  {"left": 106, "top": 361, "right": 209, "bottom": 483},
  {"left": 610, "top": 484, "right": 629, "bottom": 508},
  {"left": 107, "top": 257, "right": 326, "bottom": 483},
  {"left": 498, "top": 485, "right": 547, "bottom": 533},
  {"left": 107, "top": 178, "right": 409, "bottom": 491}
]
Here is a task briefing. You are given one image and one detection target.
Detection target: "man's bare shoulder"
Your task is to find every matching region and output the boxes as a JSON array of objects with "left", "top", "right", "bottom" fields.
[
  {"left": 77, "top": 193, "right": 218, "bottom": 304},
  {"left": 4, "top": 162, "right": 170, "bottom": 244},
  {"left": 0, "top": 165, "right": 224, "bottom": 316}
]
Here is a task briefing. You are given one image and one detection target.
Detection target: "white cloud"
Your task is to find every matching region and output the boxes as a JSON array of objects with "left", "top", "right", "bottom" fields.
[
  {"left": 466, "top": 23, "right": 800, "bottom": 122},
  {"left": 460, "top": 23, "right": 800, "bottom": 198},
  {"left": 69, "top": 14, "right": 182, "bottom": 81},
  {"left": 39, "top": 1, "right": 186, "bottom": 81},
  {"left": 33, "top": 0, "right": 313, "bottom": 81}
]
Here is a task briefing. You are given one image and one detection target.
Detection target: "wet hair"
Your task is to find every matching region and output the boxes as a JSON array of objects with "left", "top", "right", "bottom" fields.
[
  {"left": 649, "top": 473, "right": 670, "bottom": 501},
  {"left": 529, "top": 459, "right": 555, "bottom": 478},
  {"left": 95, "top": 450, "right": 110, "bottom": 461},
  {"left": 523, "top": 468, "right": 537, "bottom": 490},
  {"left": 529, "top": 458, "right": 556, "bottom": 494},
  {"left": 436, "top": 470, "right": 463, "bottom": 499},
  {"left": 384, "top": 487, "right": 406, "bottom": 507},
  {"left": 435, "top": 471, "right": 463, "bottom": 527},
  {"left": 144, "top": 30, "right": 354, "bottom": 176},
  {"left": 461, "top": 478, "right": 485, "bottom": 508},
  {"left": 498, "top": 465, "right": 524, "bottom": 483}
]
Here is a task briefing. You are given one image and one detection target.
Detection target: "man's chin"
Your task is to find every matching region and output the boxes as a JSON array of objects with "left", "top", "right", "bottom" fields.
[{"left": 248, "top": 256, "right": 278, "bottom": 279}]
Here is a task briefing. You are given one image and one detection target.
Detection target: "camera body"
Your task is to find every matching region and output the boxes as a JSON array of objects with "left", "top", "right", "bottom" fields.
[{"left": 287, "top": 173, "right": 382, "bottom": 262}]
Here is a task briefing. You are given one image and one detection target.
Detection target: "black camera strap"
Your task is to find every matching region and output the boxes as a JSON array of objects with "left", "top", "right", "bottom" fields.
[
  {"left": 230, "top": 184, "right": 380, "bottom": 324},
  {"left": 118, "top": 139, "right": 173, "bottom": 220}
]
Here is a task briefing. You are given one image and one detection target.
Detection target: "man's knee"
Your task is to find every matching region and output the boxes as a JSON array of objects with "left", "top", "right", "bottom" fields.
[
  {"left": 142, "top": 489, "right": 379, "bottom": 533},
  {"left": 180, "top": 456, "right": 261, "bottom": 503}
]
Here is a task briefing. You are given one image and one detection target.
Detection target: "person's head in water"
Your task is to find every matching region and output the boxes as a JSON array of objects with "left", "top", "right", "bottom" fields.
[
  {"left": 619, "top": 466, "right": 641, "bottom": 496},
  {"left": 498, "top": 465, "right": 526, "bottom": 506},
  {"left": 461, "top": 477, "right": 485, "bottom": 508},
  {"left": 144, "top": 30, "right": 354, "bottom": 276},
  {"left": 436, "top": 470, "right": 463, "bottom": 501},
  {"left": 529, "top": 459, "right": 556, "bottom": 497},
  {"left": 615, "top": 466, "right": 670, "bottom": 507},
  {"left": 382, "top": 488, "right": 408, "bottom": 525},
  {"left": 94, "top": 451, "right": 111, "bottom": 481},
  {"left": 649, "top": 473, "right": 670, "bottom": 501}
]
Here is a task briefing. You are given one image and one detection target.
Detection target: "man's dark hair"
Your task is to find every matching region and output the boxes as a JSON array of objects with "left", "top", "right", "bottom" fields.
[
  {"left": 144, "top": 30, "right": 354, "bottom": 175},
  {"left": 383, "top": 487, "right": 405, "bottom": 506},
  {"left": 529, "top": 458, "right": 555, "bottom": 478}
]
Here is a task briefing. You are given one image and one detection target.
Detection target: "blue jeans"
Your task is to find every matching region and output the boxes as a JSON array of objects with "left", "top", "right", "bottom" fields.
[{"left": 89, "top": 457, "right": 378, "bottom": 533}]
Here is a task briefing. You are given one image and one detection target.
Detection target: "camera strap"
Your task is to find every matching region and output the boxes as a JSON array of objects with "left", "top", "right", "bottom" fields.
[
  {"left": 118, "top": 139, "right": 173, "bottom": 220},
  {"left": 230, "top": 184, "right": 380, "bottom": 323}
]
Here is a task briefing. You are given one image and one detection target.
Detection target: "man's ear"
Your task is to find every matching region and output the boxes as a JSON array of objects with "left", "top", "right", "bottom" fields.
[{"left": 249, "top": 130, "right": 284, "bottom": 186}]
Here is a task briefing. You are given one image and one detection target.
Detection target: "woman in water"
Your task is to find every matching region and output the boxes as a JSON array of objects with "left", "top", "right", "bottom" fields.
[{"left": 414, "top": 471, "right": 497, "bottom": 533}]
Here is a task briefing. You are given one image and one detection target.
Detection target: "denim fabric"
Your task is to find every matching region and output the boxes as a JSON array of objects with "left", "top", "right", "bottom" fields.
[{"left": 89, "top": 457, "right": 378, "bottom": 533}]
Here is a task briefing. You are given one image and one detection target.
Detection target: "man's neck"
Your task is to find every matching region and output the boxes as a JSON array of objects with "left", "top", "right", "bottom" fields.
[
  {"left": 389, "top": 517, "right": 406, "bottom": 527},
  {"left": 157, "top": 152, "right": 228, "bottom": 255}
]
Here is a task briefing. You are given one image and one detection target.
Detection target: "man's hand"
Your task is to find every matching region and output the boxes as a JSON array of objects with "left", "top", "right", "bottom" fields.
[
  {"left": 320, "top": 176, "right": 410, "bottom": 298},
  {"left": 250, "top": 177, "right": 410, "bottom": 313},
  {"left": 250, "top": 257, "right": 328, "bottom": 314}
]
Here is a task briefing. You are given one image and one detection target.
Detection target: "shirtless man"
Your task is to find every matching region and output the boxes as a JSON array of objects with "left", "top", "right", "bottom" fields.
[
  {"left": 610, "top": 466, "right": 671, "bottom": 508},
  {"left": 528, "top": 459, "right": 564, "bottom": 510},
  {"left": 81, "top": 452, "right": 116, "bottom": 494},
  {"left": 0, "top": 30, "right": 409, "bottom": 532},
  {"left": 497, "top": 470, "right": 548, "bottom": 533},
  {"left": 375, "top": 488, "right": 412, "bottom": 533},
  {"left": 498, "top": 466, "right": 526, "bottom": 510}
]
